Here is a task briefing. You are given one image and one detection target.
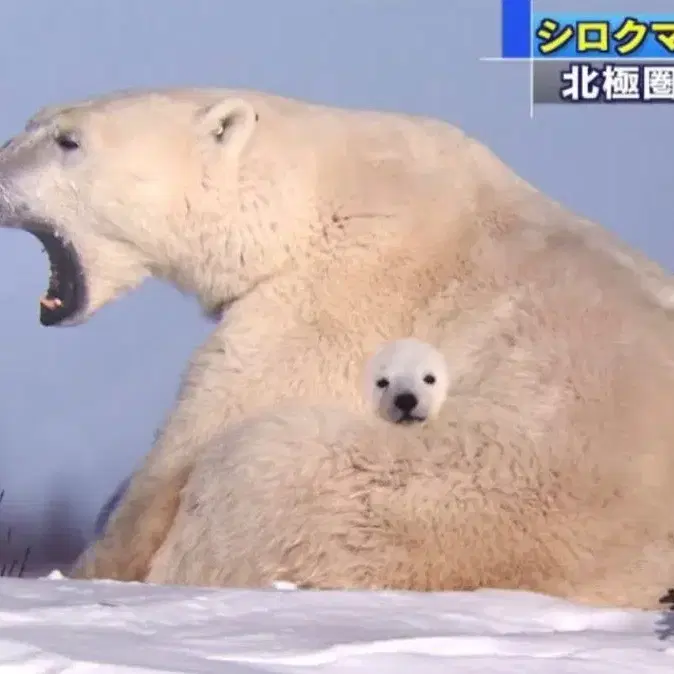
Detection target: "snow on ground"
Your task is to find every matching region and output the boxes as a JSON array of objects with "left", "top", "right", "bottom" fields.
[{"left": 0, "top": 572, "right": 672, "bottom": 673}]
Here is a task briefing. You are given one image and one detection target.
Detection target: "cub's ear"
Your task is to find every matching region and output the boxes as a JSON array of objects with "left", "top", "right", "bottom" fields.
[{"left": 196, "top": 97, "right": 259, "bottom": 158}]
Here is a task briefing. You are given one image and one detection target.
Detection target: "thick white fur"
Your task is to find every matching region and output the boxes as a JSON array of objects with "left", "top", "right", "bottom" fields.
[
  {"left": 151, "top": 400, "right": 674, "bottom": 609},
  {"left": 1, "top": 88, "right": 673, "bottom": 608},
  {"left": 364, "top": 338, "right": 449, "bottom": 424}
]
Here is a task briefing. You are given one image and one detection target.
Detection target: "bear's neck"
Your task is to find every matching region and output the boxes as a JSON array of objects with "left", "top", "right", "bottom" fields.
[{"left": 170, "top": 138, "right": 554, "bottom": 326}]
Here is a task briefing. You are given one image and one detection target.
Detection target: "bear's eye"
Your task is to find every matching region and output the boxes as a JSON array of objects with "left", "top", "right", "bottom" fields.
[
  {"left": 423, "top": 374, "right": 436, "bottom": 385},
  {"left": 54, "top": 131, "right": 80, "bottom": 151},
  {"left": 376, "top": 377, "right": 389, "bottom": 389}
]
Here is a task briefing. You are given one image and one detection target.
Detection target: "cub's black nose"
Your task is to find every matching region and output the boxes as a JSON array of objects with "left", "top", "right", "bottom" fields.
[{"left": 394, "top": 392, "right": 418, "bottom": 413}]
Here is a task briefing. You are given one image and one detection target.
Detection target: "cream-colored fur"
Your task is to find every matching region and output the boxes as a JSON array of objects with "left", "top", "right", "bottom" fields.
[
  {"left": 0, "top": 87, "right": 673, "bottom": 608},
  {"left": 150, "top": 397, "right": 674, "bottom": 609}
]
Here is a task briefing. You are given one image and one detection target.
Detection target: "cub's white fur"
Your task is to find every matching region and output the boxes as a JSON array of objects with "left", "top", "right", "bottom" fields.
[{"left": 364, "top": 338, "right": 449, "bottom": 424}]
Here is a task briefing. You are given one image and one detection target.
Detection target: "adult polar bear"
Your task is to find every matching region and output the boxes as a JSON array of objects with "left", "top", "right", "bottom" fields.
[{"left": 0, "top": 87, "right": 673, "bottom": 609}]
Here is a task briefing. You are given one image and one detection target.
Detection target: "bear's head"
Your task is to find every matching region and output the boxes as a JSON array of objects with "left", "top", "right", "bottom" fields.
[
  {"left": 364, "top": 337, "right": 450, "bottom": 425},
  {"left": 0, "top": 90, "right": 318, "bottom": 326}
]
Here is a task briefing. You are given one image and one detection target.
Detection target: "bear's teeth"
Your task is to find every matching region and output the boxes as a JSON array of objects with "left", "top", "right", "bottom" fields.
[{"left": 40, "top": 296, "right": 62, "bottom": 310}]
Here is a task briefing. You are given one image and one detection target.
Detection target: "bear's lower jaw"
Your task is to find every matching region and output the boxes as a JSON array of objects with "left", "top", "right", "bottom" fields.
[{"left": 25, "top": 226, "right": 86, "bottom": 327}]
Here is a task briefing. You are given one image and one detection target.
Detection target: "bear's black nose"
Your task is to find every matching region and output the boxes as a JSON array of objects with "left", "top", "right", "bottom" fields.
[{"left": 394, "top": 392, "right": 418, "bottom": 413}]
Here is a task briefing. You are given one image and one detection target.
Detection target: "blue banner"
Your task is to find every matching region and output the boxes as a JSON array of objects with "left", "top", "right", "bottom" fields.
[
  {"left": 502, "top": 0, "right": 532, "bottom": 58},
  {"left": 532, "top": 13, "right": 674, "bottom": 59}
]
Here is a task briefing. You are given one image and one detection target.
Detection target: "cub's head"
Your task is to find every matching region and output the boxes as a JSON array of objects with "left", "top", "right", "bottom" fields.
[
  {"left": 364, "top": 337, "right": 449, "bottom": 425},
  {"left": 0, "top": 89, "right": 314, "bottom": 326}
]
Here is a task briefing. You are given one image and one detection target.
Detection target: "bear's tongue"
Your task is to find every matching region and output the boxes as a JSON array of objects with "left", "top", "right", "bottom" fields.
[{"left": 40, "top": 296, "right": 63, "bottom": 311}]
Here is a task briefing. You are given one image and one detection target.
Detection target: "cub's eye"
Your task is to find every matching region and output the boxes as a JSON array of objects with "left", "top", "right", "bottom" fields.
[
  {"left": 423, "top": 374, "right": 436, "bottom": 385},
  {"left": 376, "top": 377, "right": 389, "bottom": 389},
  {"left": 54, "top": 131, "right": 80, "bottom": 151}
]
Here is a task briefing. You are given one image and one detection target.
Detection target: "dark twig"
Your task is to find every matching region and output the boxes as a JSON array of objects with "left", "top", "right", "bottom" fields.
[
  {"left": 0, "top": 489, "right": 31, "bottom": 578},
  {"left": 17, "top": 546, "right": 31, "bottom": 578}
]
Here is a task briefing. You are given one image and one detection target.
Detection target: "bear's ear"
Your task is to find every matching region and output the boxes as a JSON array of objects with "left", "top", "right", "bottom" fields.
[{"left": 196, "top": 98, "right": 259, "bottom": 158}]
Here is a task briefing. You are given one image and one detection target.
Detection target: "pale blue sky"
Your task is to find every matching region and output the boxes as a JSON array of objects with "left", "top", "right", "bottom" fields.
[{"left": 0, "top": 0, "right": 671, "bottom": 567}]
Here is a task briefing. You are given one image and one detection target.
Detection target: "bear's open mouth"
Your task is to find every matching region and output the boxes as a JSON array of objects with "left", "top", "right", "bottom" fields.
[{"left": 25, "top": 227, "right": 86, "bottom": 326}]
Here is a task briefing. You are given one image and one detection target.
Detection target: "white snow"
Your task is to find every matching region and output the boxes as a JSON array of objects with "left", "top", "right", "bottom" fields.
[{"left": 0, "top": 573, "right": 671, "bottom": 673}]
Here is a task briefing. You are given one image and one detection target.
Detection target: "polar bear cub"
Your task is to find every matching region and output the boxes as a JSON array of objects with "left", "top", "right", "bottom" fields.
[{"left": 364, "top": 338, "right": 449, "bottom": 424}]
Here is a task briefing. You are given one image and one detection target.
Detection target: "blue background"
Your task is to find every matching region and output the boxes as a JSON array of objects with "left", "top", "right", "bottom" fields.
[{"left": 0, "top": 0, "right": 672, "bottom": 574}]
